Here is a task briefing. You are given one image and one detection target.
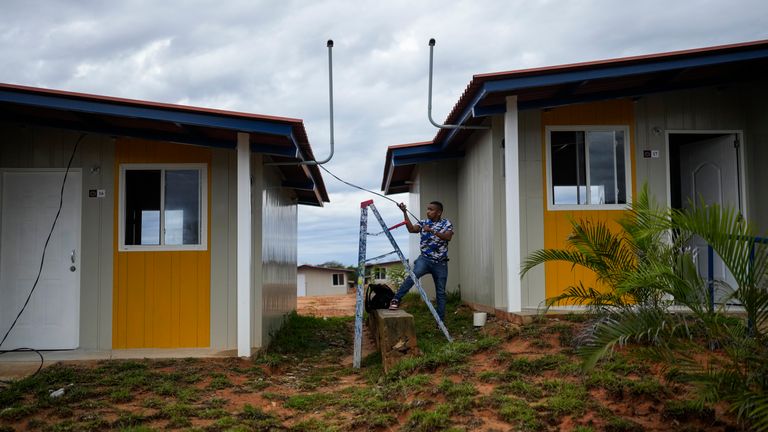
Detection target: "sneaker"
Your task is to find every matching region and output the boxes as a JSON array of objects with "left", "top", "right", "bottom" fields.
[{"left": 388, "top": 299, "right": 399, "bottom": 310}]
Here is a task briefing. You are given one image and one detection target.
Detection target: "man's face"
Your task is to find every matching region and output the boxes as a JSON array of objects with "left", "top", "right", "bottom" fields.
[{"left": 426, "top": 203, "right": 442, "bottom": 221}]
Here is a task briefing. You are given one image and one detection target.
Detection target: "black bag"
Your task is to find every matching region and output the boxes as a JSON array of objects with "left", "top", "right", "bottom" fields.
[{"left": 365, "top": 283, "right": 394, "bottom": 313}]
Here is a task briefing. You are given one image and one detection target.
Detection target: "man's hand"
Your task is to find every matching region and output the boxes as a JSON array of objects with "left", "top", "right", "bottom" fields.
[{"left": 398, "top": 202, "right": 407, "bottom": 212}]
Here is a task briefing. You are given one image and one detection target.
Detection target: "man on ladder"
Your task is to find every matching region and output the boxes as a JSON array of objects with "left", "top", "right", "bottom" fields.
[{"left": 388, "top": 201, "right": 454, "bottom": 325}]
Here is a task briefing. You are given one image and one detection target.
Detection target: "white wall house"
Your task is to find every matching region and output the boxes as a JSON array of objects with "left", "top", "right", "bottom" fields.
[
  {"left": 0, "top": 83, "right": 329, "bottom": 358},
  {"left": 297, "top": 265, "right": 351, "bottom": 296},
  {"left": 381, "top": 40, "right": 768, "bottom": 316}
]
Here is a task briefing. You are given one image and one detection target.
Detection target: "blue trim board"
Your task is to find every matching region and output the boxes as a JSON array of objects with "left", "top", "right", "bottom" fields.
[
  {"left": 282, "top": 180, "right": 316, "bottom": 191},
  {"left": 472, "top": 104, "right": 506, "bottom": 117},
  {"left": 250, "top": 143, "right": 297, "bottom": 157},
  {"left": 391, "top": 151, "right": 465, "bottom": 166},
  {"left": 483, "top": 48, "right": 768, "bottom": 94},
  {"left": 438, "top": 47, "right": 768, "bottom": 151},
  {"left": 0, "top": 89, "right": 294, "bottom": 136},
  {"left": 0, "top": 112, "right": 238, "bottom": 149}
]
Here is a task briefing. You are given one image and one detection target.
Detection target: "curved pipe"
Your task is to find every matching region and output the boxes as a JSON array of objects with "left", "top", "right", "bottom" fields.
[
  {"left": 428, "top": 38, "right": 488, "bottom": 130},
  {"left": 268, "top": 40, "right": 335, "bottom": 166}
]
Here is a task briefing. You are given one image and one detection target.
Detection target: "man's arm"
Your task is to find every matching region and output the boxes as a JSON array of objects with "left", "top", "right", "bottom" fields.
[
  {"left": 398, "top": 203, "right": 421, "bottom": 233},
  {"left": 423, "top": 221, "right": 453, "bottom": 241}
]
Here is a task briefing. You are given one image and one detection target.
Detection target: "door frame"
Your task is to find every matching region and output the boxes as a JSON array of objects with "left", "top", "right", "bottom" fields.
[
  {"left": 664, "top": 130, "right": 748, "bottom": 218},
  {"left": 0, "top": 167, "right": 83, "bottom": 349}
]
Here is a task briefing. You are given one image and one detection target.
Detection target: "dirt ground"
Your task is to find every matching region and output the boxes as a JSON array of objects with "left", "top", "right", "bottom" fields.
[
  {"left": 297, "top": 294, "right": 357, "bottom": 318},
  {"left": 0, "top": 298, "right": 742, "bottom": 431}
]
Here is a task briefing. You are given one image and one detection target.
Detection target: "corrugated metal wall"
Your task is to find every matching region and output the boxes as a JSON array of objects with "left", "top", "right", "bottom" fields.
[
  {"left": 256, "top": 166, "right": 297, "bottom": 348},
  {"left": 209, "top": 149, "right": 237, "bottom": 349},
  {"left": 517, "top": 111, "right": 546, "bottom": 309},
  {"left": 634, "top": 83, "right": 767, "bottom": 233},
  {"left": 457, "top": 129, "right": 496, "bottom": 306},
  {"left": 0, "top": 124, "right": 114, "bottom": 350},
  {"left": 410, "top": 161, "right": 459, "bottom": 298}
]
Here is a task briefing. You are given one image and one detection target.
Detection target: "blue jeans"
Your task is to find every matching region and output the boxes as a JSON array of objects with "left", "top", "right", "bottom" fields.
[{"left": 393, "top": 255, "right": 448, "bottom": 321}]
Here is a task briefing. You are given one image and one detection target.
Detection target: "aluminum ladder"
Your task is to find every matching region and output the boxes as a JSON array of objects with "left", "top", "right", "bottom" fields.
[{"left": 353, "top": 199, "right": 452, "bottom": 369}]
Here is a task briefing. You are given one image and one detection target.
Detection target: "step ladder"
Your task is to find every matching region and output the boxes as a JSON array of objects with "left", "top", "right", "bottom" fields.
[{"left": 353, "top": 199, "right": 452, "bottom": 369}]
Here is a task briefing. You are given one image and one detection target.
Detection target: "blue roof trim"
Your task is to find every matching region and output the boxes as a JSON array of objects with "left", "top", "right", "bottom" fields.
[
  {"left": 439, "top": 87, "right": 488, "bottom": 150},
  {"left": 392, "top": 151, "right": 465, "bottom": 166},
  {"left": 251, "top": 143, "right": 297, "bottom": 157},
  {"left": 282, "top": 179, "right": 316, "bottom": 191},
  {"left": 482, "top": 48, "right": 768, "bottom": 94},
  {"left": 389, "top": 143, "right": 443, "bottom": 158},
  {"left": 0, "top": 89, "right": 294, "bottom": 136},
  {"left": 437, "top": 47, "right": 768, "bottom": 151},
  {"left": 472, "top": 104, "right": 506, "bottom": 117}
]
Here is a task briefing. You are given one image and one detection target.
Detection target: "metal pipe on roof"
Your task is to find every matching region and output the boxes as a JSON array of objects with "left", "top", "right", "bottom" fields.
[
  {"left": 427, "top": 38, "right": 489, "bottom": 130},
  {"left": 268, "top": 40, "right": 335, "bottom": 166}
]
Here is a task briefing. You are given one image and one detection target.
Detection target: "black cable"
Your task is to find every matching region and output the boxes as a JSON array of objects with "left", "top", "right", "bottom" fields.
[
  {"left": 0, "top": 133, "right": 85, "bottom": 381},
  {"left": 318, "top": 164, "right": 421, "bottom": 222}
]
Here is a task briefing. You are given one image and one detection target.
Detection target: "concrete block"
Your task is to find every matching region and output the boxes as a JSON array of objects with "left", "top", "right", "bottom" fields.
[{"left": 369, "top": 309, "right": 419, "bottom": 372}]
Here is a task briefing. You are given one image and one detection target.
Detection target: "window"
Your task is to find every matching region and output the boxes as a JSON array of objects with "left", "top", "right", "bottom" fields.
[
  {"left": 546, "top": 126, "right": 631, "bottom": 209},
  {"left": 373, "top": 268, "right": 387, "bottom": 280},
  {"left": 332, "top": 273, "right": 345, "bottom": 286},
  {"left": 120, "top": 164, "right": 207, "bottom": 251}
]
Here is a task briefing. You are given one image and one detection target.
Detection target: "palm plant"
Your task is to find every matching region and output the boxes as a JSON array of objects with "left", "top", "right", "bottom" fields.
[
  {"left": 521, "top": 185, "right": 672, "bottom": 310},
  {"left": 521, "top": 186, "right": 768, "bottom": 430}
]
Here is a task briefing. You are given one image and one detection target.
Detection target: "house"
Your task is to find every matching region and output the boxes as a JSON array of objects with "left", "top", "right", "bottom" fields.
[
  {"left": 296, "top": 265, "right": 351, "bottom": 296},
  {"left": 365, "top": 259, "right": 404, "bottom": 287},
  {"left": 381, "top": 40, "right": 768, "bottom": 316},
  {"left": 0, "top": 83, "right": 329, "bottom": 358}
]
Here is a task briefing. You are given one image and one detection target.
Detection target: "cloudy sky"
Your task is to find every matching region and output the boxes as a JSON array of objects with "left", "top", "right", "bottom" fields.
[{"left": 2, "top": 0, "right": 766, "bottom": 266}]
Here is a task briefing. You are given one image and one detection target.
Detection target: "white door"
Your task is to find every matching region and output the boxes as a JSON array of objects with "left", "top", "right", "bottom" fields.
[
  {"left": 0, "top": 170, "right": 81, "bottom": 349},
  {"left": 297, "top": 273, "right": 306, "bottom": 297},
  {"left": 679, "top": 134, "right": 740, "bottom": 301}
]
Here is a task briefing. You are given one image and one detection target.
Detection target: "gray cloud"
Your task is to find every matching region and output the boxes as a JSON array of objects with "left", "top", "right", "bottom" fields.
[{"left": 2, "top": 0, "right": 767, "bottom": 265}]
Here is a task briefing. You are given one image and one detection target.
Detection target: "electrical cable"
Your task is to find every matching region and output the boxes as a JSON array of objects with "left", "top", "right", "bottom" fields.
[
  {"left": 0, "top": 133, "right": 85, "bottom": 382},
  {"left": 318, "top": 164, "right": 421, "bottom": 222}
]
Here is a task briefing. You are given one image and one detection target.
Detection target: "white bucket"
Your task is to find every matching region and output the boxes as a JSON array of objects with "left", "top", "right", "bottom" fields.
[{"left": 473, "top": 312, "right": 487, "bottom": 327}]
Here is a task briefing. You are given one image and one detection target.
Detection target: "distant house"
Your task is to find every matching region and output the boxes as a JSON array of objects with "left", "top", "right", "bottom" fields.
[
  {"left": 297, "top": 265, "right": 352, "bottom": 296},
  {"left": 0, "top": 83, "right": 329, "bottom": 358},
  {"left": 381, "top": 40, "right": 768, "bottom": 316},
  {"left": 365, "top": 259, "right": 404, "bottom": 287}
]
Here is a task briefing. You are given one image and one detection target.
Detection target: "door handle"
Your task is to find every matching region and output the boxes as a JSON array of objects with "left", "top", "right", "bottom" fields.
[{"left": 71, "top": 250, "right": 76, "bottom": 264}]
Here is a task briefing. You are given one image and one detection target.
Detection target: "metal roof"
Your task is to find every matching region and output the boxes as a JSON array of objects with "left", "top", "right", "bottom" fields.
[
  {"left": 382, "top": 39, "right": 768, "bottom": 194},
  {"left": 0, "top": 83, "right": 329, "bottom": 206}
]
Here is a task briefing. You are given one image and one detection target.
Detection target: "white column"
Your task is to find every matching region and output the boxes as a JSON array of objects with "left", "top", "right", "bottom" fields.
[
  {"left": 236, "top": 133, "right": 252, "bottom": 357},
  {"left": 504, "top": 96, "right": 522, "bottom": 313}
]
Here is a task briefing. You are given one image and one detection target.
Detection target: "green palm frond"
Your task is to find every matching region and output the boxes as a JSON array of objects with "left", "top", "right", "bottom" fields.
[
  {"left": 577, "top": 309, "right": 694, "bottom": 370},
  {"left": 546, "top": 282, "right": 628, "bottom": 310},
  {"left": 520, "top": 249, "right": 592, "bottom": 277}
]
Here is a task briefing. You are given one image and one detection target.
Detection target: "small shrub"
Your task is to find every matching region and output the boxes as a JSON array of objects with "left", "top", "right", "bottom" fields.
[
  {"left": 498, "top": 397, "right": 542, "bottom": 431},
  {"left": 109, "top": 387, "right": 133, "bottom": 403},
  {"left": 208, "top": 373, "right": 233, "bottom": 390},
  {"left": 404, "top": 404, "right": 452, "bottom": 432},
  {"left": 0, "top": 404, "right": 35, "bottom": 420},
  {"left": 544, "top": 381, "right": 587, "bottom": 416}
]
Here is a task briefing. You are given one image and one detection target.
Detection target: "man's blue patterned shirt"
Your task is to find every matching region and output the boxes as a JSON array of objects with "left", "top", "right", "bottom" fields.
[{"left": 418, "top": 218, "right": 453, "bottom": 262}]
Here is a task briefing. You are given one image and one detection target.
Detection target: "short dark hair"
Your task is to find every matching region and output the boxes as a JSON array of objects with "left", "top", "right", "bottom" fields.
[{"left": 429, "top": 201, "right": 443, "bottom": 212}]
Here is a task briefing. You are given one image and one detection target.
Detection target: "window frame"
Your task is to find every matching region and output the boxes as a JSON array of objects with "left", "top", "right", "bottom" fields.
[
  {"left": 545, "top": 125, "right": 632, "bottom": 211},
  {"left": 373, "top": 268, "right": 387, "bottom": 280},
  {"left": 332, "top": 273, "right": 345, "bottom": 286},
  {"left": 118, "top": 163, "right": 208, "bottom": 252}
]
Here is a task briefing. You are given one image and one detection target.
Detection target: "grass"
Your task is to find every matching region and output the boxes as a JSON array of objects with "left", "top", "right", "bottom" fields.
[{"left": 0, "top": 297, "right": 738, "bottom": 431}]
